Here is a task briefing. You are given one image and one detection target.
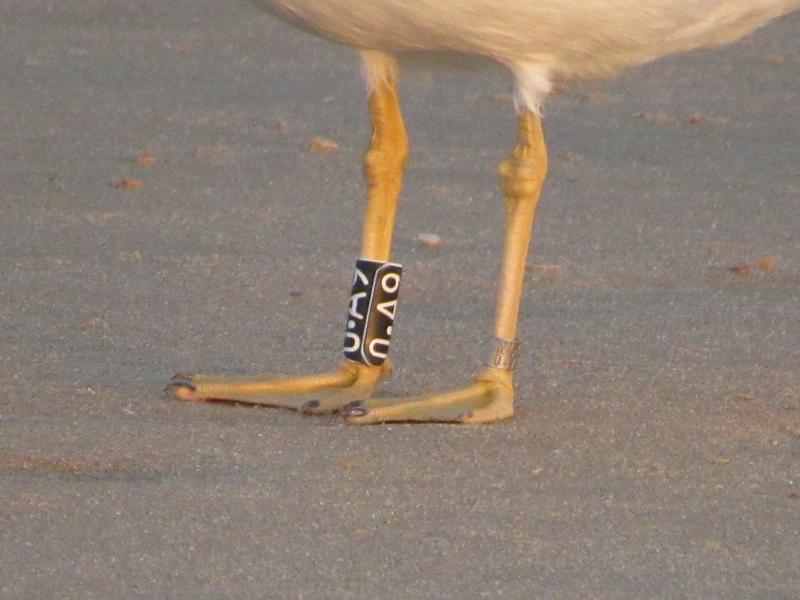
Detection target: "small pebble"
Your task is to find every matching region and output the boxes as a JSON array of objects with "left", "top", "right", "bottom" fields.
[
  {"left": 339, "top": 457, "right": 357, "bottom": 470},
  {"left": 728, "top": 263, "right": 753, "bottom": 275},
  {"left": 308, "top": 137, "right": 339, "bottom": 152},
  {"left": 684, "top": 113, "right": 730, "bottom": 125},
  {"left": 418, "top": 233, "right": 443, "bottom": 249},
  {"left": 116, "top": 178, "right": 142, "bottom": 190},
  {"left": 760, "top": 256, "right": 778, "bottom": 271}
]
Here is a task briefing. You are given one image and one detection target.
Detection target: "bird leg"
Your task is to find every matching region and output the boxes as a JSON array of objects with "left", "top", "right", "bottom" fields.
[
  {"left": 344, "top": 111, "right": 547, "bottom": 424},
  {"left": 167, "top": 72, "right": 408, "bottom": 413}
]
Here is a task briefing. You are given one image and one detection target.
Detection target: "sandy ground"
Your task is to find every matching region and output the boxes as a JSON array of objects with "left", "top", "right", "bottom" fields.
[{"left": 1, "top": 1, "right": 799, "bottom": 598}]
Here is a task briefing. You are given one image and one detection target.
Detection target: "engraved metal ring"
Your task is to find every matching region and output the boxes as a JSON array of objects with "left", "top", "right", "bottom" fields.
[{"left": 484, "top": 337, "right": 521, "bottom": 371}]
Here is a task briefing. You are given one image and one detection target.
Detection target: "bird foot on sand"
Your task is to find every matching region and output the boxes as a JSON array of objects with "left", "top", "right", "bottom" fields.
[
  {"left": 166, "top": 360, "right": 389, "bottom": 414},
  {"left": 341, "top": 367, "right": 514, "bottom": 424}
]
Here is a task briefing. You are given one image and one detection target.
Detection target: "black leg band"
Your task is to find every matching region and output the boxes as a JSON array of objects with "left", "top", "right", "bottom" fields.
[{"left": 343, "top": 259, "right": 402, "bottom": 366}]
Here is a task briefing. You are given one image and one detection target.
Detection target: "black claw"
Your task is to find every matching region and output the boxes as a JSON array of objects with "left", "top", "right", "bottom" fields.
[
  {"left": 300, "top": 399, "right": 321, "bottom": 414},
  {"left": 170, "top": 372, "right": 193, "bottom": 382}
]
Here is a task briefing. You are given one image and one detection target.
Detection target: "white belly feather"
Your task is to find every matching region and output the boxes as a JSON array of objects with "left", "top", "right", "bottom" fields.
[
  {"left": 254, "top": 0, "right": 797, "bottom": 76},
  {"left": 252, "top": 0, "right": 798, "bottom": 111}
]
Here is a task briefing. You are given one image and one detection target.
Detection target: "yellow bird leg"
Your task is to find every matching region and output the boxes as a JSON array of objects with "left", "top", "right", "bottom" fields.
[
  {"left": 167, "top": 73, "right": 408, "bottom": 413},
  {"left": 361, "top": 71, "right": 409, "bottom": 261},
  {"left": 344, "top": 111, "right": 548, "bottom": 424},
  {"left": 495, "top": 111, "right": 547, "bottom": 342}
]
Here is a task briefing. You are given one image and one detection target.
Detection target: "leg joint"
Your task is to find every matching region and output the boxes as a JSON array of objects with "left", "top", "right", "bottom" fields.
[
  {"left": 498, "top": 151, "right": 547, "bottom": 200},
  {"left": 363, "top": 142, "right": 408, "bottom": 182}
]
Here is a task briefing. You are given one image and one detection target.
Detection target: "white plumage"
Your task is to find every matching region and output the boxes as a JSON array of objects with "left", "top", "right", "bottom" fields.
[{"left": 254, "top": 0, "right": 799, "bottom": 111}]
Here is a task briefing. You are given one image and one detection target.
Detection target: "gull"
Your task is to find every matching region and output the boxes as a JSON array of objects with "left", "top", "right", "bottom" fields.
[{"left": 169, "top": 1, "right": 799, "bottom": 424}]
